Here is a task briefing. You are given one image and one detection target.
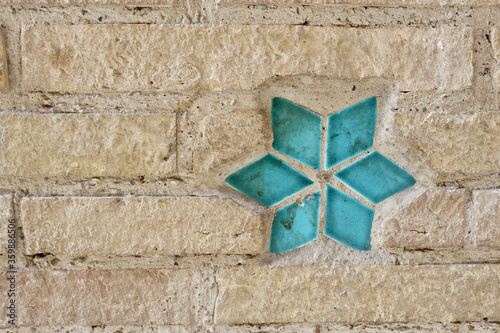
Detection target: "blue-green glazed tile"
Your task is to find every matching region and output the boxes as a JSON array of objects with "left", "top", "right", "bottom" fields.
[
  {"left": 335, "top": 151, "right": 416, "bottom": 204},
  {"left": 225, "top": 153, "right": 315, "bottom": 207},
  {"left": 272, "top": 97, "right": 322, "bottom": 170},
  {"left": 326, "top": 96, "right": 377, "bottom": 169},
  {"left": 324, "top": 185, "right": 374, "bottom": 251},
  {"left": 269, "top": 190, "right": 321, "bottom": 254}
]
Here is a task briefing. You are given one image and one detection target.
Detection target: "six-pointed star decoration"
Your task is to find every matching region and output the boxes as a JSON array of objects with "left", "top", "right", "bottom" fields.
[{"left": 225, "top": 97, "right": 416, "bottom": 253}]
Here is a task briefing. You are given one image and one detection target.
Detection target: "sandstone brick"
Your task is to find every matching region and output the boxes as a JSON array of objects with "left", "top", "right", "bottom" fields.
[
  {"left": 216, "top": 265, "right": 500, "bottom": 324},
  {"left": 0, "top": 194, "right": 14, "bottom": 256},
  {"left": 178, "top": 101, "right": 265, "bottom": 174},
  {"left": 0, "top": 31, "right": 7, "bottom": 92},
  {"left": 3, "top": 0, "right": 177, "bottom": 4},
  {"left": 381, "top": 189, "right": 468, "bottom": 249},
  {"left": 0, "top": 114, "right": 176, "bottom": 177},
  {"left": 22, "top": 25, "right": 472, "bottom": 92},
  {"left": 394, "top": 112, "right": 500, "bottom": 176},
  {"left": 0, "top": 269, "right": 196, "bottom": 327},
  {"left": 474, "top": 190, "right": 500, "bottom": 248},
  {"left": 218, "top": 0, "right": 499, "bottom": 4},
  {"left": 22, "top": 196, "right": 266, "bottom": 255},
  {"left": 492, "top": 28, "right": 500, "bottom": 91}
]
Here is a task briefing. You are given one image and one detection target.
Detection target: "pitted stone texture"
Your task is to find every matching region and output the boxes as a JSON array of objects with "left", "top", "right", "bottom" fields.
[
  {"left": 381, "top": 189, "right": 468, "bottom": 249},
  {"left": 492, "top": 28, "right": 500, "bottom": 91},
  {"left": 179, "top": 107, "right": 264, "bottom": 174},
  {"left": 218, "top": 0, "right": 500, "bottom": 4},
  {"left": 0, "top": 114, "right": 176, "bottom": 177},
  {"left": 0, "top": 269, "right": 196, "bottom": 327},
  {"left": 0, "top": 32, "right": 7, "bottom": 92},
  {"left": 5, "top": 0, "right": 178, "bottom": 4},
  {"left": 22, "top": 25, "right": 472, "bottom": 92},
  {"left": 0, "top": 194, "right": 13, "bottom": 255},
  {"left": 22, "top": 196, "right": 266, "bottom": 255},
  {"left": 216, "top": 265, "right": 500, "bottom": 324},
  {"left": 395, "top": 112, "right": 500, "bottom": 176},
  {"left": 474, "top": 190, "right": 500, "bottom": 248}
]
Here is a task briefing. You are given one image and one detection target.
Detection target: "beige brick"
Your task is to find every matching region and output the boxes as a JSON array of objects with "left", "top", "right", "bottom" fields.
[
  {"left": 22, "top": 196, "right": 266, "bottom": 255},
  {"left": 178, "top": 101, "right": 265, "bottom": 174},
  {"left": 216, "top": 265, "right": 500, "bottom": 324},
  {"left": 492, "top": 28, "right": 500, "bottom": 91},
  {"left": 22, "top": 25, "right": 472, "bottom": 92},
  {"left": 2, "top": 0, "right": 177, "bottom": 4},
  {"left": 0, "top": 114, "right": 176, "bottom": 177},
  {"left": 474, "top": 190, "right": 500, "bottom": 248},
  {"left": 0, "top": 31, "right": 7, "bottom": 92},
  {"left": 395, "top": 112, "right": 500, "bottom": 175},
  {"left": 0, "top": 194, "right": 14, "bottom": 256},
  {"left": 218, "top": 0, "right": 499, "bottom": 4},
  {"left": 381, "top": 189, "right": 468, "bottom": 249},
  {"left": 0, "top": 269, "right": 195, "bottom": 327}
]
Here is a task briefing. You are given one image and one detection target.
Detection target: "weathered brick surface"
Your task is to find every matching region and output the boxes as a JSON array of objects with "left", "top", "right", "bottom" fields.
[
  {"left": 2, "top": 0, "right": 178, "bottom": 4},
  {"left": 0, "top": 269, "right": 196, "bottom": 327},
  {"left": 22, "top": 25, "right": 472, "bottom": 92},
  {"left": 0, "top": 194, "right": 13, "bottom": 255},
  {"left": 395, "top": 112, "right": 500, "bottom": 176},
  {"left": 218, "top": 0, "right": 499, "bottom": 4},
  {"left": 492, "top": 28, "right": 500, "bottom": 91},
  {"left": 0, "top": 32, "right": 7, "bottom": 92},
  {"left": 0, "top": 114, "right": 176, "bottom": 177},
  {"left": 381, "top": 189, "right": 468, "bottom": 249},
  {"left": 22, "top": 196, "right": 267, "bottom": 255},
  {"left": 474, "top": 190, "right": 500, "bottom": 248},
  {"left": 216, "top": 265, "right": 500, "bottom": 324},
  {"left": 178, "top": 100, "right": 265, "bottom": 174}
]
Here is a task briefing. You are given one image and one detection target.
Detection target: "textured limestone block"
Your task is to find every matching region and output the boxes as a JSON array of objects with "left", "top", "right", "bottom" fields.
[
  {"left": 492, "top": 28, "right": 500, "bottom": 90},
  {"left": 218, "top": 0, "right": 499, "bottom": 4},
  {"left": 22, "top": 25, "right": 472, "bottom": 92},
  {"left": 0, "top": 31, "right": 7, "bottom": 92},
  {"left": 0, "top": 194, "right": 13, "bottom": 255},
  {"left": 381, "top": 189, "right": 468, "bottom": 249},
  {"left": 5, "top": 0, "right": 177, "bottom": 4},
  {"left": 395, "top": 112, "right": 500, "bottom": 176},
  {"left": 216, "top": 265, "right": 500, "bottom": 324},
  {"left": 474, "top": 190, "right": 500, "bottom": 248},
  {"left": 22, "top": 196, "right": 266, "bottom": 255},
  {"left": 179, "top": 105, "right": 264, "bottom": 174},
  {"left": 0, "top": 269, "right": 195, "bottom": 327},
  {"left": 0, "top": 114, "right": 176, "bottom": 177}
]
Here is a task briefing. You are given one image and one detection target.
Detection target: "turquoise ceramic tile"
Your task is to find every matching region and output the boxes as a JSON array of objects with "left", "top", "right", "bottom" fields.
[
  {"left": 272, "top": 97, "right": 322, "bottom": 170},
  {"left": 324, "top": 185, "right": 374, "bottom": 251},
  {"left": 269, "top": 190, "right": 321, "bottom": 254},
  {"left": 326, "top": 96, "right": 377, "bottom": 169},
  {"left": 335, "top": 151, "right": 416, "bottom": 204},
  {"left": 225, "top": 153, "right": 315, "bottom": 207}
]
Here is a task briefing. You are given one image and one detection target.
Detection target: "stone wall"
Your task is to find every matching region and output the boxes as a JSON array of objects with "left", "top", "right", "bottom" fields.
[{"left": 0, "top": 1, "right": 499, "bottom": 332}]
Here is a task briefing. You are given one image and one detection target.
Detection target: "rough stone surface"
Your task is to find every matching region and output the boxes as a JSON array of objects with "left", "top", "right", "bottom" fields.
[
  {"left": 218, "top": 0, "right": 500, "bottom": 4},
  {"left": 0, "top": 269, "right": 196, "bottom": 327},
  {"left": 0, "top": 194, "right": 13, "bottom": 255},
  {"left": 216, "top": 265, "right": 500, "bottom": 324},
  {"left": 3, "top": 0, "right": 178, "bottom": 4},
  {"left": 492, "top": 28, "right": 500, "bottom": 91},
  {"left": 0, "top": 32, "right": 7, "bottom": 92},
  {"left": 474, "top": 190, "right": 500, "bottom": 248},
  {"left": 178, "top": 102, "right": 265, "bottom": 174},
  {"left": 394, "top": 112, "right": 500, "bottom": 176},
  {"left": 22, "top": 25, "right": 472, "bottom": 92},
  {"left": 22, "top": 196, "right": 267, "bottom": 255},
  {"left": 0, "top": 114, "right": 176, "bottom": 177},
  {"left": 381, "top": 189, "right": 468, "bottom": 249}
]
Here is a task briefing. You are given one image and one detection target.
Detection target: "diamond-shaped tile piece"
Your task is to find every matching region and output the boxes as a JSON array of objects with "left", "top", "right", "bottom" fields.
[
  {"left": 335, "top": 151, "right": 416, "bottom": 204},
  {"left": 269, "top": 190, "right": 321, "bottom": 254},
  {"left": 324, "top": 185, "right": 374, "bottom": 251},
  {"left": 326, "top": 96, "right": 377, "bottom": 169},
  {"left": 225, "top": 153, "right": 315, "bottom": 207},
  {"left": 272, "top": 97, "right": 322, "bottom": 170}
]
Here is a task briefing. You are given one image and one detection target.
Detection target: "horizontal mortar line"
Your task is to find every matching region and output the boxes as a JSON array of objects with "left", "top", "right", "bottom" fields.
[
  {"left": 18, "top": 193, "right": 238, "bottom": 199},
  {"left": 0, "top": 110, "right": 177, "bottom": 115}
]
